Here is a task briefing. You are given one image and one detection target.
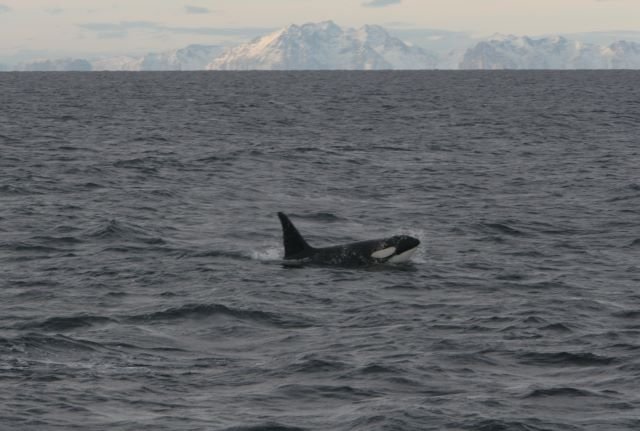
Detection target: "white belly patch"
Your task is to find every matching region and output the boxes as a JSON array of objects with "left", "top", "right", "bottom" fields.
[
  {"left": 388, "top": 247, "right": 417, "bottom": 263},
  {"left": 371, "top": 247, "right": 396, "bottom": 259}
]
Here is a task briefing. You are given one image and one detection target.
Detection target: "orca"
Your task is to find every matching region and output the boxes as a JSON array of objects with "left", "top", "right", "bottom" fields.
[{"left": 277, "top": 212, "right": 420, "bottom": 266}]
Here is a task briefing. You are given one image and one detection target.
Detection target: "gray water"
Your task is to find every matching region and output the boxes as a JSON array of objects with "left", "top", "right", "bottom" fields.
[{"left": 1, "top": 71, "right": 639, "bottom": 430}]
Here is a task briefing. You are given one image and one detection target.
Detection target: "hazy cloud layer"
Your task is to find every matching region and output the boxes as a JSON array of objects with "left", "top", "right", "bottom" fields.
[
  {"left": 362, "top": 0, "right": 401, "bottom": 8},
  {"left": 79, "top": 21, "right": 272, "bottom": 39},
  {"left": 0, "top": 4, "right": 11, "bottom": 13},
  {"left": 185, "top": 5, "right": 211, "bottom": 14},
  {"left": 46, "top": 8, "right": 65, "bottom": 15}
]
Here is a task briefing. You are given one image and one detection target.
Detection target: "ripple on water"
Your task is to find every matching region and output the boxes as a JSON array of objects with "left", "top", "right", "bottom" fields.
[
  {"left": 17, "top": 314, "right": 117, "bottom": 331},
  {"left": 126, "top": 303, "right": 314, "bottom": 329},
  {"left": 515, "top": 351, "right": 618, "bottom": 367},
  {"left": 522, "top": 387, "right": 606, "bottom": 399},
  {"left": 84, "top": 219, "right": 166, "bottom": 245},
  {"left": 2, "top": 71, "right": 639, "bottom": 431},
  {"left": 220, "top": 424, "right": 308, "bottom": 431}
]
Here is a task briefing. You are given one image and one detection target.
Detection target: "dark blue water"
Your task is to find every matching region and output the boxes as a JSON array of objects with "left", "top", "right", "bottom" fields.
[{"left": 1, "top": 71, "right": 639, "bottom": 430}]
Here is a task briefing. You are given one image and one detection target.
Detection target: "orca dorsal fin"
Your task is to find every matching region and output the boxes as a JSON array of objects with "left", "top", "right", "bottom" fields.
[{"left": 278, "top": 212, "right": 313, "bottom": 258}]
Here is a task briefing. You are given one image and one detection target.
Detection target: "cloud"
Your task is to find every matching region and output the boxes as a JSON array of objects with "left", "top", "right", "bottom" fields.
[
  {"left": 79, "top": 21, "right": 159, "bottom": 33},
  {"left": 0, "top": 4, "right": 11, "bottom": 13},
  {"left": 384, "top": 21, "right": 415, "bottom": 28},
  {"left": 78, "top": 21, "right": 273, "bottom": 39},
  {"left": 185, "top": 5, "right": 211, "bottom": 14},
  {"left": 362, "top": 0, "right": 401, "bottom": 7},
  {"left": 46, "top": 8, "right": 65, "bottom": 15}
]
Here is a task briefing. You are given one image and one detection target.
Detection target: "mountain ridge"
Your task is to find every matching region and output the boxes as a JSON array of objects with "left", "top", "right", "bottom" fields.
[
  {"left": 460, "top": 34, "right": 640, "bottom": 69},
  {"left": 9, "top": 22, "right": 640, "bottom": 71}
]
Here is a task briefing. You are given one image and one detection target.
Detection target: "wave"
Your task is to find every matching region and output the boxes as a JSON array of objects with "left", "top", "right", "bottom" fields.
[
  {"left": 127, "top": 303, "right": 313, "bottom": 328},
  {"left": 460, "top": 418, "right": 567, "bottom": 431},
  {"left": 612, "top": 309, "right": 640, "bottom": 319},
  {"left": 0, "top": 184, "right": 33, "bottom": 195},
  {"left": 496, "top": 272, "right": 527, "bottom": 281},
  {"left": 346, "top": 415, "right": 412, "bottom": 431},
  {"left": 79, "top": 182, "right": 104, "bottom": 189},
  {"left": 605, "top": 182, "right": 640, "bottom": 202},
  {"left": 538, "top": 323, "right": 574, "bottom": 332},
  {"left": 522, "top": 280, "right": 575, "bottom": 290},
  {"left": 516, "top": 351, "right": 617, "bottom": 366},
  {"left": 478, "top": 222, "right": 528, "bottom": 237},
  {"left": 277, "top": 383, "right": 379, "bottom": 400},
  {"left": 523, "top": 387, "right": 603, "bottom": 398},
  {"left": 179, "top": 249, "right": 257, "bottom": 263},
  {"left": 220, "top": 424, "right": 307, "bottom": 431},
  {"left": 0, "top": 333, "right": 106, "bottom": 354},
  {"left": 84, "top": 218, "right": 166, "bottom": 245},
  {"left": 284, "top": 355, "right": 348, "bottom": 374},
  {"left": 1, "top": 241, "right": 61, "bottom": 253},
  {"left": 627, "top": 183, "right": 640, "bottom": 191},
  {"left": 131, "top": 135, "right": 169, "bottom": 143},
  {"left": 288, "top": 212, "right": 344, "bottom": 222},
  {"left": 31, "top": 235, "right": 83, "bottom": 245},
  {"left": 112, "top": 156, "right": 161, "bottom": 171},
  {"left": 0, "top": 234, "right": 85, "bottom": 257},
  {"left": 18, "top": 314, "right": 117, "bottom": 331}
]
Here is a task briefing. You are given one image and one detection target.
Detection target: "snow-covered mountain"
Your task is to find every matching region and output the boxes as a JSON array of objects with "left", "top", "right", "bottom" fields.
[
  {"left": 460, "top": 35, "right": 640, "bottom": 69},
  {"left": 207, "top": 21, "right": 437, "bottom": 70},
  {"left": 608, "top": 41, "right": 640, "bottom": 69},
  {"left": 17, "top": 58, "right": 92, "bottom": 71},
  {"left": 561, "top": 31, "right": 640, "bottom": 47},
  {"left": 92, "top": 45, "right": 225, "bottom": 71},
  {"left": 91, "top": 56, "right": 141, "bottom": 71},
  {"left": 7, "top": 25, "right": 640, "bottom": 71}
]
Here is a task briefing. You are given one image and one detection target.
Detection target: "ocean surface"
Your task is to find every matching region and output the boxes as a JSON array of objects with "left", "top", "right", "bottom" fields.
[{"left": 1, "top": 71, "right": 639, "bottom": 431}]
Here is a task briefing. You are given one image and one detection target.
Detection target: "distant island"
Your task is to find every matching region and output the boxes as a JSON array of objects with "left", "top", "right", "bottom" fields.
[{"left": 11, "top": 21, "right": 640, "bottom": 71}]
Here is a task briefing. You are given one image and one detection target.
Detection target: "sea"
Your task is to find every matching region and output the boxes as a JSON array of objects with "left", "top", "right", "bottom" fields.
[{"left": 1, "top": 71, "right": 639, "bottom": 431}]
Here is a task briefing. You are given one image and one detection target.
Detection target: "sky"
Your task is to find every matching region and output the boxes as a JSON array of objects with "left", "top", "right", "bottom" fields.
[{"left": 1, "top": 0, "right": 639, "bottom": 61}]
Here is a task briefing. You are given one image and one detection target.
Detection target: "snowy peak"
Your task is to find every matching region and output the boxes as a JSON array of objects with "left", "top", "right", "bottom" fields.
[
  {"left": 354, "top": 25, "right": 435, "bottom": 69},
  {"left": 300, "top": 20, "right": 342, "bottom": 35},
  {"left": 207, "top": 21, "right": 436, "bottom": 70}
]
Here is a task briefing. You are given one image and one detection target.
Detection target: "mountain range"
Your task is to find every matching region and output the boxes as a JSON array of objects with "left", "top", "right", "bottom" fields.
[
  {"left": 10, "top": 21, "right": 640, "bottom": 71},
  {"left": 91, "top": 45, "right": 225, "bottom": 71},
  {"left": 461, "top": 34, "right": 640, "bottom": 69}
]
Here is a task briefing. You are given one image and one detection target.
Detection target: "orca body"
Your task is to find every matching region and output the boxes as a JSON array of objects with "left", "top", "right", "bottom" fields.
[{"left": 278, "top": 212, "right": 420, "bottom": 266}]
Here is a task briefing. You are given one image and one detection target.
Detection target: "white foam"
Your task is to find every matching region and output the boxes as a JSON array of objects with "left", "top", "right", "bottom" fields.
[{"left": 250, "top": 247, "right": 282, "bottom": 261}]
